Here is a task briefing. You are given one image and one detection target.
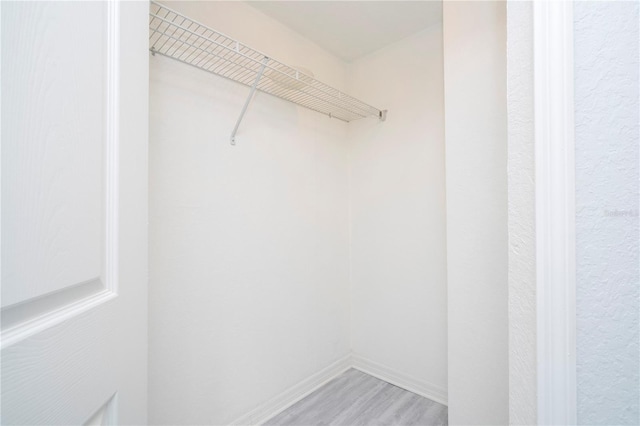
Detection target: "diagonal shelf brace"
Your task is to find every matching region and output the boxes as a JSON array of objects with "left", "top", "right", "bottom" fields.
[{"left": 230, "top": 56, "right": 269, "bottom": 145}]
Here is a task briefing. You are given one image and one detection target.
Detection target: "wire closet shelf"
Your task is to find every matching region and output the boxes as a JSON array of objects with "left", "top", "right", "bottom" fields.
[{"left": 148, "top": 1, "right": 386, "bottom": 127}]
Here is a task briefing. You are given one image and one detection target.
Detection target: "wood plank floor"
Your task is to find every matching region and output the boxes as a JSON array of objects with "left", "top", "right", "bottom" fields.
[{"left": 264, "top": 369, "right": 448, "bottom": 426}]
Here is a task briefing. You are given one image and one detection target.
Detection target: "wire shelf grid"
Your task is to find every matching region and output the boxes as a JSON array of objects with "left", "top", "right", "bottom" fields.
[{"left": 149, "top": 1, "right": 383, "bottom": 123}]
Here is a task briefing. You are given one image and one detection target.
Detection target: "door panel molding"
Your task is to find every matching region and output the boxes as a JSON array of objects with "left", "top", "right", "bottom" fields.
[
  {"left": 85, "top": 392, "right": 118, "bottom": 426},
  {"left": 1, "top": 0, "right": 120, "bottom": 349}
]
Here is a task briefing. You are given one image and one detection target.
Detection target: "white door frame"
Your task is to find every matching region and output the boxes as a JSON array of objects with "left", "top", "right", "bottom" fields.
[{"left": 534, "top": 1, "right": 577, "bottom": 424}]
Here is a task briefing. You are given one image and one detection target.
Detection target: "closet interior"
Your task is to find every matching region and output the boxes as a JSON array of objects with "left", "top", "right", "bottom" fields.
[
  {"left": 148, "top": 1, "right": 446, "bottom": 424},
  {"left": 148, "top": 1, "right": 504, "bottom": 425},
  {"left": 0, "top": 0, "right": 511, "bottom": 424}
]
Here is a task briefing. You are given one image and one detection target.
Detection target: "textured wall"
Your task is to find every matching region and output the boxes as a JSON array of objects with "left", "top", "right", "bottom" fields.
[
  {"left": 574, "top": 2, "right": 640, "bottom": 425},
  {"left": 506, "top": 2, "right": 536, "bottom": 425},
  {"left": 347, "top": 26, "right": 448, "bottom": 402},
  {"left": 443, "top": 2, "right": 509, "bottom": 424}
]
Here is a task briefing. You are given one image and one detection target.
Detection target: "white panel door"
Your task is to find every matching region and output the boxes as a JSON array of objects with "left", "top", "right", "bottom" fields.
[{"left": 1, "top": 1, "right": 148, "bottom": 424}]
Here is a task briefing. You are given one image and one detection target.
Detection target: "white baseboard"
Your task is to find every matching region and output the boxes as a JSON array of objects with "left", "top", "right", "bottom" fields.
[
  {"left": 229, "top": 354, "right": 352, "bottom": 426},
  {"left": 231, "top": 353, "right": 447, "bottom": 425},
  {"left": 351, "top": 354, "right": 448, "bottom": 406}
]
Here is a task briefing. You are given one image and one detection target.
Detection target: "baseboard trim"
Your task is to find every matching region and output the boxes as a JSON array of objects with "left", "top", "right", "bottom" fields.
[
  {"left": 231, "top": 353, "right": 447, "bottom": 425},
  {"left": 229, "top": 354, "right": 352, "bottom": 426},
  {"left": 351, "top": 354, "right": 448, "bottom": 406}
]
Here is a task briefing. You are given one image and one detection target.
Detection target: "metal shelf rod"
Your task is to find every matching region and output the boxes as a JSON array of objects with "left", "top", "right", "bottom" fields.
[
  {"left": 149, "top": 11, "right": 377, "bottom": 118},
  {"left": 231, "top": 56, "right": 268, "bottom": 145},
  {"left": 148, "top": 1, "right": 387, "bottom": 140},
  {"left": 149, "top": 27, "right": 369, "bottom": 119},
  {"left": 149, "top": 47, "right": 351, "bottom": 123}
]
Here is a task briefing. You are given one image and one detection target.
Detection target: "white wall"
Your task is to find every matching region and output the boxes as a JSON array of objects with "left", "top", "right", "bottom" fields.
[
  {"left": 506, "top": 2, "right": 536, "bottom": 424},
  {"left": 148, "top": 2, "right": 351, "bottom": 424},
  {"left": 347, "top": 26, "right": 448, "bottom": 404},
  {"left": 150, "top": 2, "right": 450, "bottom": 423},
  {"left": 443, "top": 2, "right": 509, "bottom": 424},
  {"left": 574, "top": 2, "right": 639, "bottom": 424}
]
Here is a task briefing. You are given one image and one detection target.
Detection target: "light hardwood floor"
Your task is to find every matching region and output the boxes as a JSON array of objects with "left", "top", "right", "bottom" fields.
[{"left": 264, "top": 369, "right": 448, "bottom": 426}]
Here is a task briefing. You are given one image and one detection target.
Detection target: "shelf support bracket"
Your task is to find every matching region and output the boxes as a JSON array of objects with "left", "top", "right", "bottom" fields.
[{"left": 230, "top": 56, "right": 269, "bottom": 145}]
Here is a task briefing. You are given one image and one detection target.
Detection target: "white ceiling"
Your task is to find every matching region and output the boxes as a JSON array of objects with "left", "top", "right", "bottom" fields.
[{"left": 246, "top": 1, "right": 442, "bottom": 62}]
